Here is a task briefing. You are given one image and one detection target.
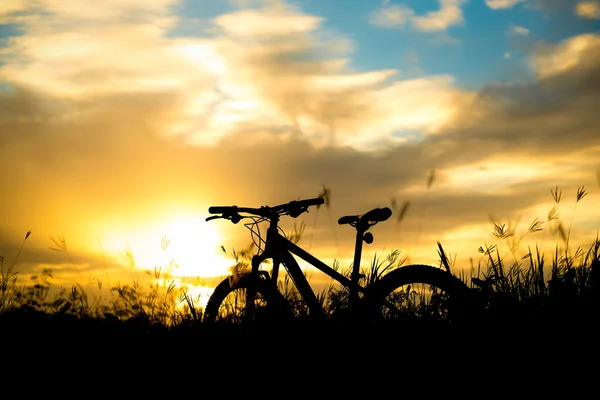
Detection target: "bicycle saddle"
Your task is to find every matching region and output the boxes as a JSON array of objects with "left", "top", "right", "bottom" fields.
[{"left": 338, "top": 207, "right": 392, "bottom": 230}]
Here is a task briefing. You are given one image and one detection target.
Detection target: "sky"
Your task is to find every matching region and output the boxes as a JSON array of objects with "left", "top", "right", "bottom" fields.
[{"left": 1, "top": 0, "right": 600, "bottom": 305}]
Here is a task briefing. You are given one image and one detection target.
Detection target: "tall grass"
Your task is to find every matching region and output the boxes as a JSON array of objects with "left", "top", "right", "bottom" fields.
[
  {"left": 0, "top": 185, "right": 598, "bottom": 333},
  {"left": 464, "top": 186, "right": 599, "bottom": 325},
  {"left": 0, "top": 233, "right": 204, "bottom": 331}
]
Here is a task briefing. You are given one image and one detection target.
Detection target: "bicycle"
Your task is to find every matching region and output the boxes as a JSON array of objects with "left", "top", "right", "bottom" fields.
[{"left": 202, "top": 197, "right": 472, "bottom": 325}]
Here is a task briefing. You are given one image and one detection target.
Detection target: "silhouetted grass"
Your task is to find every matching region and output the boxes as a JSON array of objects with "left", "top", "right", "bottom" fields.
[{"left": 1, "top": 186, "right": 598, "bottom": 336}]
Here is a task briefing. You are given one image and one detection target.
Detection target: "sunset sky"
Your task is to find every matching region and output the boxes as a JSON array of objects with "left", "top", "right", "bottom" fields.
[{"left": 1, "top": 0, "right": 599, "bottom": 303}]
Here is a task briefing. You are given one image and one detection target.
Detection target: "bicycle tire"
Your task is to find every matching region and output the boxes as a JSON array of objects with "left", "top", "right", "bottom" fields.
[
  {"left": 203, "top": 273, "right": 292, "bottom": 324},
  {"left": 363, "top": 264, "right": 473, "bottom": 323}
]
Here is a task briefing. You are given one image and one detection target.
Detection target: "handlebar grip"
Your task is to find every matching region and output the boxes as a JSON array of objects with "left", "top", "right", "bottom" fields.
[
  {"left": 303, "top": 197, "right": 326, "bottom": 207},
  {"left": 207, "top": 205, "right": 242, "bottom": 224},
  {"left": 208, "top": 206, "right": 236, "bottom": 214},
  {"left": 272, "top": 197, "right": 326, "bottom": 214}
]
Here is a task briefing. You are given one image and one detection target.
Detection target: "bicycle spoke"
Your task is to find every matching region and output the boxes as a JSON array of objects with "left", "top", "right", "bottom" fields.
[{"left": 203, "top": 274, "right": 292, "bottom": 324}]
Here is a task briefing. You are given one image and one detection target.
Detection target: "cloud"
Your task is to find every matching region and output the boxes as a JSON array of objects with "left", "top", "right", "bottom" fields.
[
  {"left": 2, "top": 0, "right": 466, "bottom": 150},
  {"left": 1, "top": 1, "right": 599, "bottom": 281},
  {"left": 486, "top": 0, "right": 525, "bottom": 9},
  {"left": 370, "top": 0, "right": 465, "bottom": 32},
  {"left": 527, "top": 0, "right": 586, "bottom": 13},
  {"left": 428, "top": 33, "right": 462, "bottom": 47},
  {"left": 575, "top": 1, "right": 600, "bottom": 18},
  {"left": 0, "top": 0, "right": 202, "bottom": 100},
  {"left": 369, "top": 2, "right": 414, "bottom": 27},
  {"left": 0, "top": 0, "right": 29, "bottom": 21},
  {"left": 213, "top": 6, "right": 322, "bottom": 36},
  {"left": 0, "top": 0, "right": 470, "bottom": 215},
  {"left": 511, "top": 25, "right": 530, "bottom": 35},
  {"left": 185, "top": 4, "right": 468, "bottom": 149},
  {"left": 443, "top": 34, "right": 600, "bottom": 161},
  {"left": 1, "top": 0, "right": 176, "bottom": 20},
  {"left": 227, "top": 0, "right": 256, "bottom": 7},
  {"left": 411, "top": 0, "right": 466, "bottom": 32},
  {"left": 530, "top": 33, "right": 600, "bottom": 79}
]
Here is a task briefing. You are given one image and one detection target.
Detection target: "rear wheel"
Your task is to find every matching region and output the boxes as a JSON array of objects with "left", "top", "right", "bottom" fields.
[
  {"left": 363, "top": 264, "right": 472, "bottom": 324},
  {"left": 203, "top": 273, "right": 292, "bottom": 325}
]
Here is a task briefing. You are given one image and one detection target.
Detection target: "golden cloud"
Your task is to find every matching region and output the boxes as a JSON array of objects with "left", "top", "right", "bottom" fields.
[
  {"left": 0, "top": 0, "right": 470, "bottom": 151},
  {"left": 213, "top": 7, "right": 322, "bottom": 36},
  {"left": 575, "top": 1, "right": 600, "bottom": 19},
  {"left": 370, "top": 0, "right": 465, "bottom": 32},
  {"left": 411, "top": 0, "right": 465, "bottom": 32},
  {"left": 531, "top": 33, "right": 600, "bottom": 78},
  {"left": 485, "top": 0, "right": 525, "bottom": 9}
]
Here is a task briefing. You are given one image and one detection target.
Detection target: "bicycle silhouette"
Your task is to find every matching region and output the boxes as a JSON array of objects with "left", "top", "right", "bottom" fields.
[{"left": 203, "top": 197, "right": 471, "bottom": 324}]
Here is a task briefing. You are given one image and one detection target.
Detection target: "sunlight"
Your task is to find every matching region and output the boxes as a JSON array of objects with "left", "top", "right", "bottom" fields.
[
  {"left": 181, "top": 281, "right": 216, "bottom": 309},
  {"left": 160, "top": 216, "right": 233, "bottom": 278},
  {"left": 440, "top": 161, "right": 551, "bottom": 193},
  {"left": 154, "top": 276, "right": 217, "bottom": 309},
  {"left": 96, "top": 213, "right": 234, "bottom": 280}
]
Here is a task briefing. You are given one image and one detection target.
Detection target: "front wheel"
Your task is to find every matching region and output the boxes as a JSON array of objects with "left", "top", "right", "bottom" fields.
[
  {"left": 362, "top": 264, "right": 473, "bottom": 324},
  {"left": 203, "top": 273, "right": 292, "bottom": 325}
]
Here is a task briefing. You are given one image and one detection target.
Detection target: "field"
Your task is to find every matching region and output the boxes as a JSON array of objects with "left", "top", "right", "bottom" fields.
[{"left": 1, "top": 187, "right": 599, "bottom": 338}]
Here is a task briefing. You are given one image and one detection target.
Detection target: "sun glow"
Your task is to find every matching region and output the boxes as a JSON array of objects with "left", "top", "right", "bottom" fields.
[
  {"left": 161, "top": 216, "right": 233, "bottom": 278},
  {"left": 97, "top": 213, "right": 234, "bottom": 280},
  {"left": 154, "top": 276, "right": 219, "bottom": 309}
]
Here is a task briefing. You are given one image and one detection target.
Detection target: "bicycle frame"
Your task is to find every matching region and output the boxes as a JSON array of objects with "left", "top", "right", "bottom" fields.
[
  {"left": 204, "top": 197, "right": 394, "bottom": 322},
  {"left": 250, "top": 214, "right": 367, "bottom": 317}
]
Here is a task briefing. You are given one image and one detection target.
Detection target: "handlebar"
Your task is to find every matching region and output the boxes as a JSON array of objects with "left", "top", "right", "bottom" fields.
[{"left": 206, "top": 197, "right": 325, "bottom": 223}]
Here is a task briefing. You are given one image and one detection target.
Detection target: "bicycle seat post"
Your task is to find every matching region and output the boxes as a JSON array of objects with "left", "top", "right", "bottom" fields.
[{"left": 349, "top": 226, "right": 366, "bottom": 312}]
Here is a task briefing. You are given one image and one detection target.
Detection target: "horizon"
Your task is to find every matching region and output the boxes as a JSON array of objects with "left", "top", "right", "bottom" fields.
[{"left": 1, "top": 0, "right": 600, "bottom": 307}]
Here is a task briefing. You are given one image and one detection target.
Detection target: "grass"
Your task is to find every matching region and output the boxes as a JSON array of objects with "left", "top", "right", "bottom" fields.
[{"left": 1, "top": 186, "right": 599, "bottom": 336}]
